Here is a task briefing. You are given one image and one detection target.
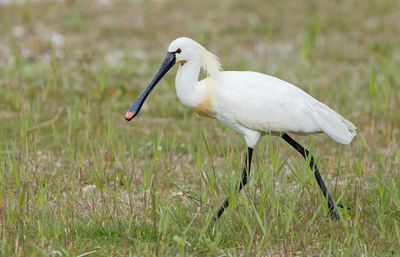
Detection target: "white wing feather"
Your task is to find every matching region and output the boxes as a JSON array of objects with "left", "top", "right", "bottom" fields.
[
  {"left": 210, "top": 71, "right": 357, "bottom": 144},
  {"left": 307, "top": 100, "right": 356, "bottom": 144}
]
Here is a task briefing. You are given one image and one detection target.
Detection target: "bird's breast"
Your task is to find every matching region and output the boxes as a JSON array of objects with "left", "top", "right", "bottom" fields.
[{"left": 193, "top": 83, "right": 214, "bottom": 118}]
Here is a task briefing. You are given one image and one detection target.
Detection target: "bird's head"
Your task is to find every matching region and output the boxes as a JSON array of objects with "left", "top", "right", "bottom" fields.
[
  {"left": 167, "top": 37, "right": 201, "bottom": 66},
  {"left": 125, "top": 37, "right": 221, "bottom": 121}
]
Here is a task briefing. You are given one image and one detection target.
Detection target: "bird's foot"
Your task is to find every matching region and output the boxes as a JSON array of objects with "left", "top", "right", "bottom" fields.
[
  {"left": 328, "top": 207, "right": 341, "bottom": 221},
  {"left": 337, "top": 203, "right": 351, "bottom": 211}
]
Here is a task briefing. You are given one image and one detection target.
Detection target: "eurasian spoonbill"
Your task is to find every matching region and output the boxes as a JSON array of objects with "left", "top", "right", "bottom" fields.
[{"left": 125, "top": 37, "right": 356, "bottom": 221}]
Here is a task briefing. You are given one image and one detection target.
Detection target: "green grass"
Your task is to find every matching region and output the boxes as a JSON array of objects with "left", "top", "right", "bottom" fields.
[{"left": 0, "top": 0, "right": 399, "bottom": 256}]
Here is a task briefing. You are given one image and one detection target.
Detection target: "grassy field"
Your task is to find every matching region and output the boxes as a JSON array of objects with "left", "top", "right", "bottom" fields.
[{"left": 0, "top": 0, "right": 399, "bottom": 256}]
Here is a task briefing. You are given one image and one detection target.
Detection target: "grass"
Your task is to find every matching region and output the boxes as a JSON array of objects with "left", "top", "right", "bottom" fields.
[{"left": 0, "top": 0, "right": 399, "bottom": 256}]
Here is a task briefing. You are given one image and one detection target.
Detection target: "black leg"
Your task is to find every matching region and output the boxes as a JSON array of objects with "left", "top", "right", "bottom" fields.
[
  {"left": 281, "top": 133, "right": 340, "bottom": 220},
  {"left": 212, "top": 147, "right": 253, "bottom": 221}
]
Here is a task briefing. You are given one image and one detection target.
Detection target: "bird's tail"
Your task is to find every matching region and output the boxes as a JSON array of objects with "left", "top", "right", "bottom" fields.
[{"left": 310, "top": 101, "right": 357, "bottom": 144}]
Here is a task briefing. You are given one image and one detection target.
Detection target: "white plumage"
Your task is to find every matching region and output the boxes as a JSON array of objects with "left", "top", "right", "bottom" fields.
[
  {"left": 168, "top": 37, "right": 356, "bottom": 148},
  {"left": 125, "top": 37, "right": 355, "bottom": 220}
]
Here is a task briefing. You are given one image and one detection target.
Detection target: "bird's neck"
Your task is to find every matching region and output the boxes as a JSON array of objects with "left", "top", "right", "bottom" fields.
[{"left": 175, "top": 58, "right": 204, "bottom": 108}]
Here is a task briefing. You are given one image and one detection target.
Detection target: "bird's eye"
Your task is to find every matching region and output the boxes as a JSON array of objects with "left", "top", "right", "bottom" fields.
[{"left": 176, "top": 48, "right": 182, "bottom": 53}]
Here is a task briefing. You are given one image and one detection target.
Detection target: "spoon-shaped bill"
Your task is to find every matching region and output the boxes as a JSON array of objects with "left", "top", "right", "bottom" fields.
[{"left": 125, "top": 52, "right": 176, "bottom": 121}]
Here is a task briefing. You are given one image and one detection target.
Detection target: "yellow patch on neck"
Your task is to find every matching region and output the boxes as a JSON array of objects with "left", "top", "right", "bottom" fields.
[
  {"left": 176, "top": 59, "right": 186, "bottom": 65},
  {"left": 194, "top": 84, "right": 214, "bottom": 118}
]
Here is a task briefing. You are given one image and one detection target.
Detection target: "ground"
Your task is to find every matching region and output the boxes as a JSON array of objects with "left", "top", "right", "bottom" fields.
[{"left": 0, "top": 0, "right": 399, "bottom": 256}]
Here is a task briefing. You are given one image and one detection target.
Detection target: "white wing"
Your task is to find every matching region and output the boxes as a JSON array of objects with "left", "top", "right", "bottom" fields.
[{"left": 210, "top": 71, "right": 356, "bottom": 144}]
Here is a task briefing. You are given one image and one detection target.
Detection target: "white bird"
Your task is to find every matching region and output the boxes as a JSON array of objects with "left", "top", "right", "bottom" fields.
[{"left": 125, "top": 37, "right": 356, "bottom": 221}]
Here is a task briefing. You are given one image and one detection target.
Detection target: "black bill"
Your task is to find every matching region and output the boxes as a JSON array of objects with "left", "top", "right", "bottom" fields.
[{"left": 125, "top": 52, "right": 176, "bottom": 121}]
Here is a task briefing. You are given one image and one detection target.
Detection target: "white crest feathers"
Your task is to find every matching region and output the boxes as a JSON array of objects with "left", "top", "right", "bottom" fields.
[{"left": 197, "top": 43, "right": 222, "bottom": 76}]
